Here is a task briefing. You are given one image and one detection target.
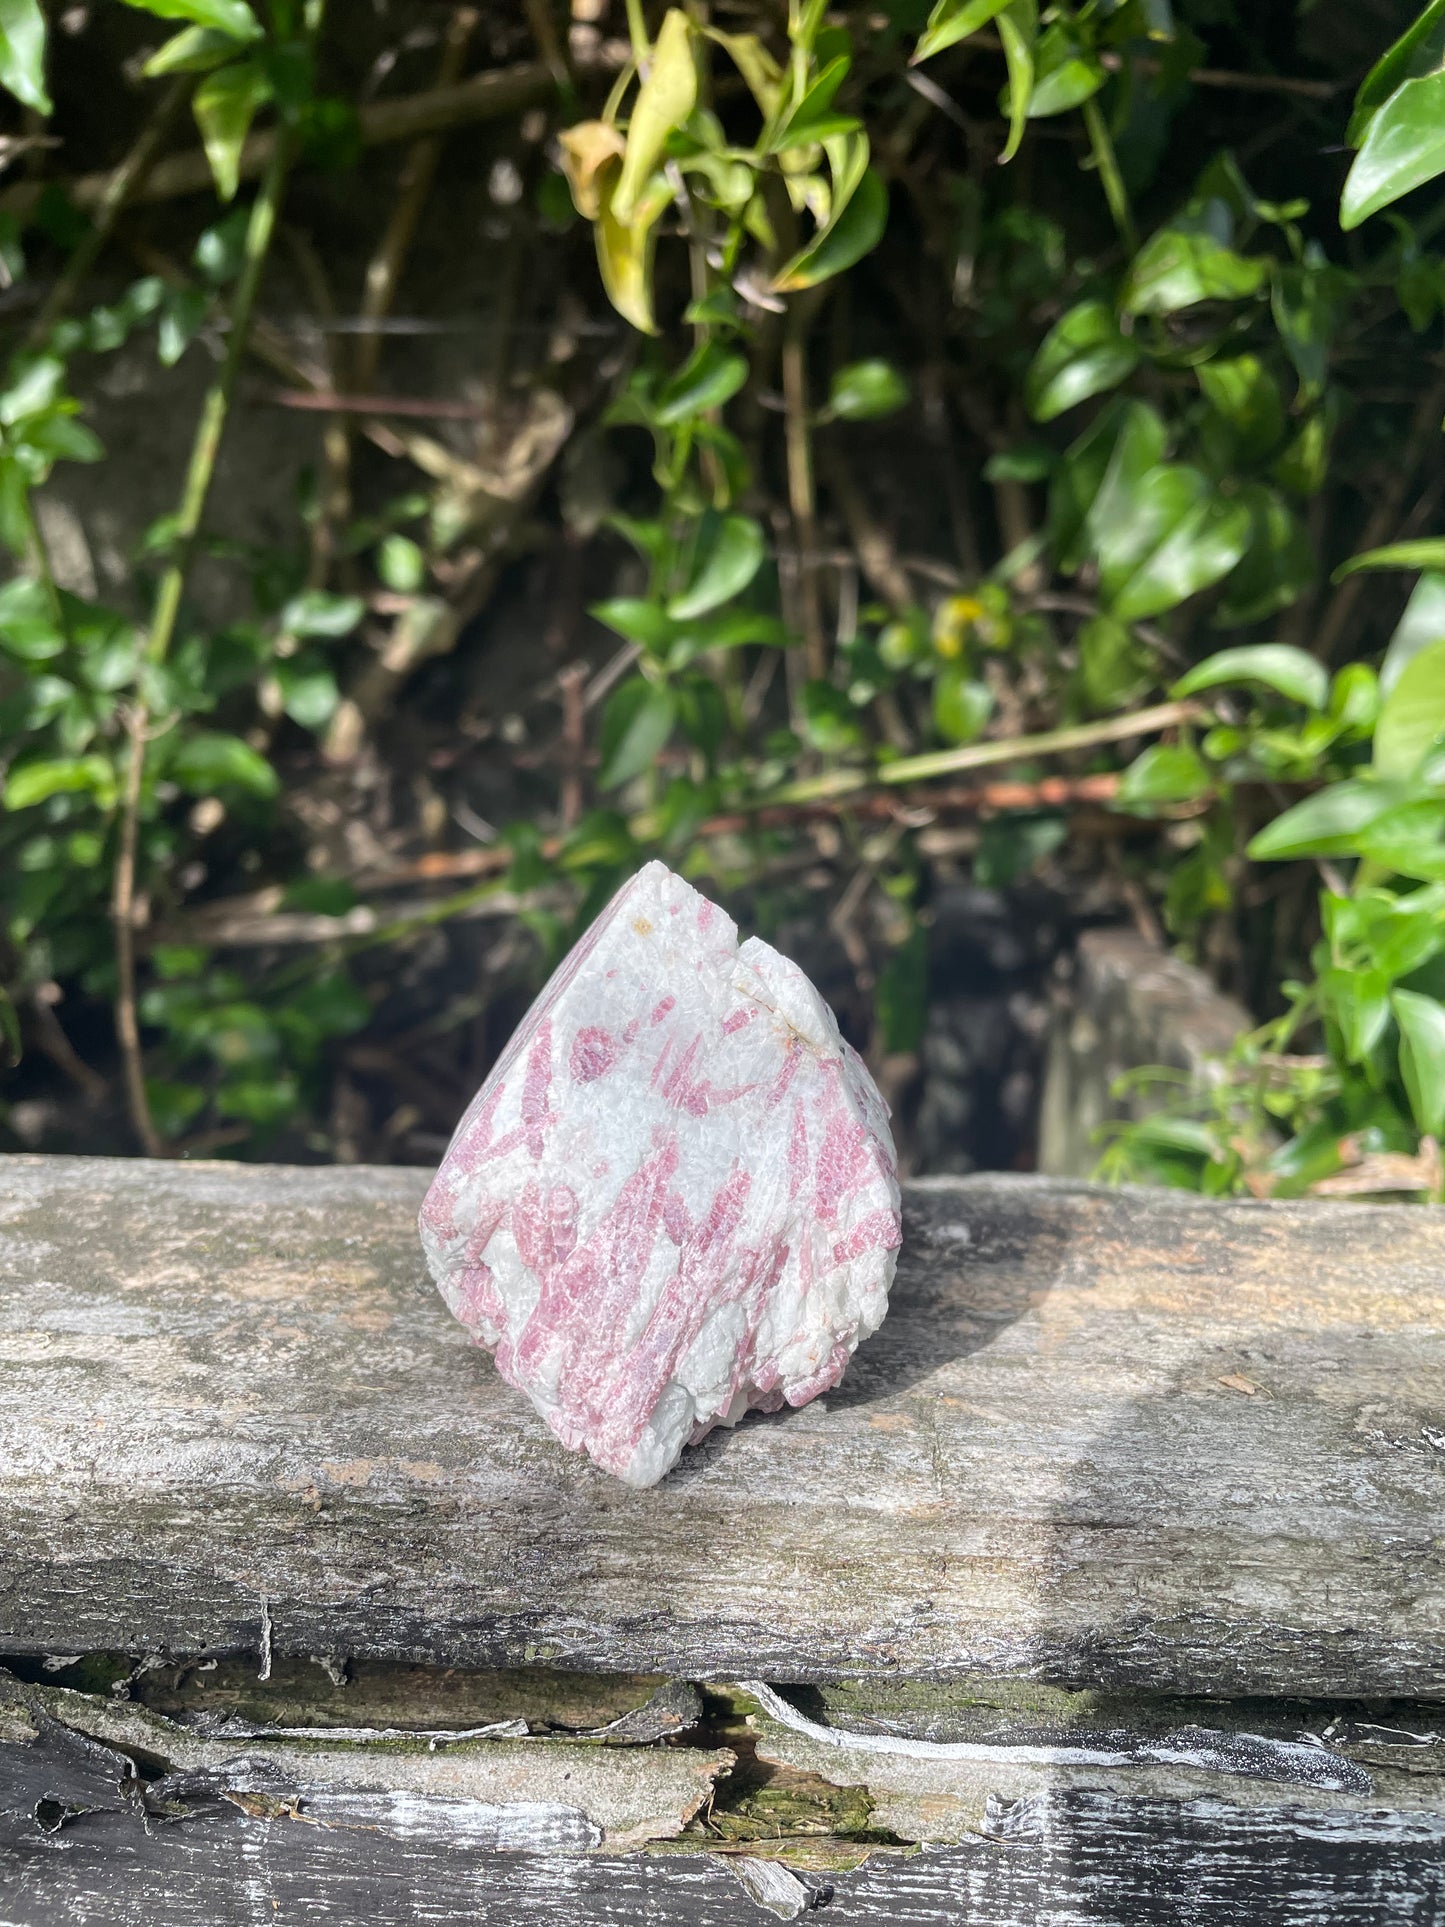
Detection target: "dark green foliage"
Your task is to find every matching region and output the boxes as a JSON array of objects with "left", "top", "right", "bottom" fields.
[{"left": 1, "top": 0, "right": 1444, "bottom": 1186}]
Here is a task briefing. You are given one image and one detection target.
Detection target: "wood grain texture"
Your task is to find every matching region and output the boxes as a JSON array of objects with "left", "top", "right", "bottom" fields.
[
  {"left": 4, "top": 1792, "right": 1443, "bottom": 1926},
  {"left": 2, "top": 1156, "right": 1444, "bottom": 1698}
]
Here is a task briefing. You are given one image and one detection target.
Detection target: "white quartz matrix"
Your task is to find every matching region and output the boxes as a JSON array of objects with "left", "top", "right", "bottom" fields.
[{"left": 420, "top": 860, "right": 901, "bottom": 1486}]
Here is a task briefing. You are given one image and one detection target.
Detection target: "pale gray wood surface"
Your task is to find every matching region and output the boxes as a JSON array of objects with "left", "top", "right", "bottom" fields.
[
  {"left": 5, "top": 1789, "right": 1442, "bottom": 1926},
  {"left": 2, "top": 1155, "right": 1444, "bottom": 1697}
]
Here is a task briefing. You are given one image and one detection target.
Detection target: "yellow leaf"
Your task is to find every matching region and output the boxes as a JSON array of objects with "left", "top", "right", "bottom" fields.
[
  {"left": 612, "top": 8, "right": 696, "bottom": 224},
  {"left": 558, "top": 119, "right": 626, "bottom": 219},
  {"left": 597, "top": 168, "right": 671, "bottom": 335}
]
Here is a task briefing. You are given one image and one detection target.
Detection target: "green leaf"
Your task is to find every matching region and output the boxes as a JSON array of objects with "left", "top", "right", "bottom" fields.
[
  {"left": 1349, "top": 0, "right": 1445, "bottom": 145},
  {"left": 1211, "top": 486, "right": 1313, "bottom": 627},
  {"left": 158, "top": 285, "right": 210, "bottom": 366},
  {"left": 1025, "top": 22, "right": 1103, "bottom": 117},
  {"left": 170, "top": 731, "right": 279, "bottom": 798},
  {"left": 1116, "top": 743, "right": 1211, "bottom": 812},
  {"left": 1334, "top": 540, "right": 1445, "bottom": 582},
  {"left": 285, "top": 969, "right": 370, "bottom": 1039},
  {"left": 1330, "top": 662, "right": 1381, "bottom": 735},
  {"left": 1025, "top": 300, "right": 1140, "bottom": 422},
  {"left": 1054, "top": 398, "right": 1166, "bottom": 574},
  {"left": 667, "top": 514, "right": 764, "bottom": 620},
  {"left": 1375, "top": 635, "right": 1445, "bottom": 778},
  {"left": 3, "top": 753, "right": 114, "bottom": 810},
  {"left": 1120, "top": 219, "right": 1268, "bottom": 315},
  {"left": 827, "top": 359, "right": 910, "bottom": 421},
  {"left": 275, "top": 656, "right": 339, "bottom": 730},
  {"left": 801, "top": 679, "right": 864, "bottom": 751},
  {"left": 595, "top": 166, "right": 670, "bottom": 334},
  {"left": 0, "top": 356, "right": 63, "bottom": 425},
  {"left": 1247, "top": 779, "right": 1404, "bottom": 860},
  {"left": 117, "top": 0, "right": 260, "bottom": 37},
  {"left": 705, "top": 28, "right": 781, "bottom": 117},
  {"left": 0, "top": 576, "right": 62, "bottom": 661},
  {"left": 558, "top": 808, "right": 635, "bottom": 872},
  {"left": 143, "top": 25, "right": 240, "bottom": 75},
  {"left": 377, "top": 533, "right": 426, "bottom": 593},
  {"left": 1097, "top": 465, "right": 1252, "bottom": 621},
  {"left": 996, "top": 0, "right": 1036, "bottom": 163},
  {"left": 0, "top": 0, "right": 50, "bottom": 114},
  {"left": 1271, "top": 259, "right": 1345, "bottom": 396},
  {"left": 914, "top": 0, "right": 1012, "bottom": 62},
  {"left": 193, "top": 57, "right": 272, "bottom": 202},
  {"left": 193, "top": 207, "right": 249, "bottom": 283},
  {"left": 1382, "top": 570, "right": 1445, "bottom": 697},
  {"left": 590, "top": 597, "right": 677, "bottom": 654},
  {"left": 772, "top": 162, "right": 887, "bottom": 291},
  {"left": 769, "top": 52, "right": 853, "bottom": 152},
  {"left": 1354, "top": 798, "right": 1445, "bottom": 880},
  {"left": 1394, "top": 987, "right": 1445, "bottom": 1136},
  {"left": 1323, "top": 963, "right": 1392, "bottom": 1064},
  {"left": 933, "top": 666, "right": 993, "bottom": 743},
  {"left": 613, "top": 8, "right": 696, "bottom": 225},
  {"left": 280, "top": 590, "right": 364, "bottom": 637},
  {"left": 599, "top": 677, "right": 676, "bottom": 789},
  {"left": 1195, "top": 354, "right": 1285, "bottom": 462},
  {"left": 1342, "top": 69, "right": 1445, "bottom": 230},
  {"left": 1078, "top": 614, "right": 1150, "bottom": 713},
  {"left": 654, "top": 340, "right": 748, "bottom": 424},
  {"left": 1173, "top": 644, "right": 1328, "bottom": 710}
]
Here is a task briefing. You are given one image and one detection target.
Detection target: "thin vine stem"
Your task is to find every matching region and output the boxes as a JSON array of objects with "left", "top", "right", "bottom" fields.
[
  {"left": 111, "top": 130, "right": 298, "bottom": 1158},
  {"left": 1081, "top": 96, "right": 1137, "bottom": 255}
]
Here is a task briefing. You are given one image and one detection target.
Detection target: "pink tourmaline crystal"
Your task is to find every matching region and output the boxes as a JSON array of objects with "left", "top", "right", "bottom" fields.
[{"left": 419, "top": 860, "right": 901, "bottom": 1487}]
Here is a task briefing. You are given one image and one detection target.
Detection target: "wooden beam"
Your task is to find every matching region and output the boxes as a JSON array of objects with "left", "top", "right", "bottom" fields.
[{"left": 1, "top": 1157, "right": 1443, "bottom": 1698}]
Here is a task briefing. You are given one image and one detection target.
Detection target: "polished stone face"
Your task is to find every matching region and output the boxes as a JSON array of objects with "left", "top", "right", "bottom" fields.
[{"left": 420, "top": 859, "right": 901, "bottom": 1486}]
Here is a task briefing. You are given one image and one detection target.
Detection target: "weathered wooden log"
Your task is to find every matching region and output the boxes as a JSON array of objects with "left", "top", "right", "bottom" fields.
[
  {"left": 3, "top": 1154, "right": 1445, "bottom": 1919},
  {"left": 1, "top": 1155, "right": 1443, "bottom": 1696}
]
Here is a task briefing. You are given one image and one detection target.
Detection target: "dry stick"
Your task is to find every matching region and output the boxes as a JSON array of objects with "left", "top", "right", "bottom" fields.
[
  {"left": 558, "top": 661, "right": 588, "bottom": 829},
  {"left": 169, "top": 773, "right": 1130, "bottom": 926},
  {"left": 782, "top": 307, "right": 827, "bottom": 680},
  {"left": 353, "top": 8, "right": 479, "bottom": 400},
  {"left": 329, "top": 708, "right": 1191, "bottom": 890},
  {"left": 111, "top": 136, "right": 296, "bottom": 1159},
  {"left": 280, "top": 226, "right": 351, "bottom": 597},
  {"left": 25, "top": 76, "right": 192, "bottom": 351},
  {"left": 0, "top": 62, "right": 557, "bottom": 217},
  {"left": 1315, "top": 373, "right": 1445, "bottom": 666},
  {"left": 262, "top": 388, "right": 491, "bottom": 418},
  {"left": 774, "top": 698, "right": 1200, "bottom": 801}
]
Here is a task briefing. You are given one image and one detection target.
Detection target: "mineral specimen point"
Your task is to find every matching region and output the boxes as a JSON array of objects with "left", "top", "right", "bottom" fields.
[{"left": 419, "top": 860, "right": 901, "bottom": 1487}]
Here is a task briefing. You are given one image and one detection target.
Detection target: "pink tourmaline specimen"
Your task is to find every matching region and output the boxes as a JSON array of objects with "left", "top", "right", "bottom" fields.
[{"left": 419, "top": 860, "right": 901, "bottom": 1487}]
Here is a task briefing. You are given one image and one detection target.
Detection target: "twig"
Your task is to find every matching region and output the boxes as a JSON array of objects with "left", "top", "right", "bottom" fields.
[
  {"left": 0, "top": 63, "right": 559, "bottom": 216},
  {"left": 263, "top": 387, "right": 490, "bottom": 419},
  {"left": 824, "top": 440, "right": 913, "bottom": 614},
  {"left": 965, "top": 31, "right": 1338, "bottom": 102},
  {"left": 558, "top": 661, "right": 587, "bottom": 829},
  {"left": 782, "top": 306, "right": 826, "bottom": 680},
  {"left": 354, "top": 9, "right": 479, "bottom": 400},
  {"left": 1081, "top": 97, "right": 1137, "bottom": 255},
  {"left": 26, "top": 76, "right": 192, "bottom": 350},
  {"left": 112, "top": 134, "right": 299, "bottom": 1158},
  {"left": 777, "top": 699, "right": 1201, "bottom": 801},
  {"left": 1315, "top": 374, "right": 1445, "bottom": 665},
  {"left": 28, "top": 991, "right": 107, "bottom": 1100},
  {"left": 280, "top": 227, "right": 351, "bottom": 597},
  {"left": 154, "top": 772, "right": 1131, "bottom": 946}
]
